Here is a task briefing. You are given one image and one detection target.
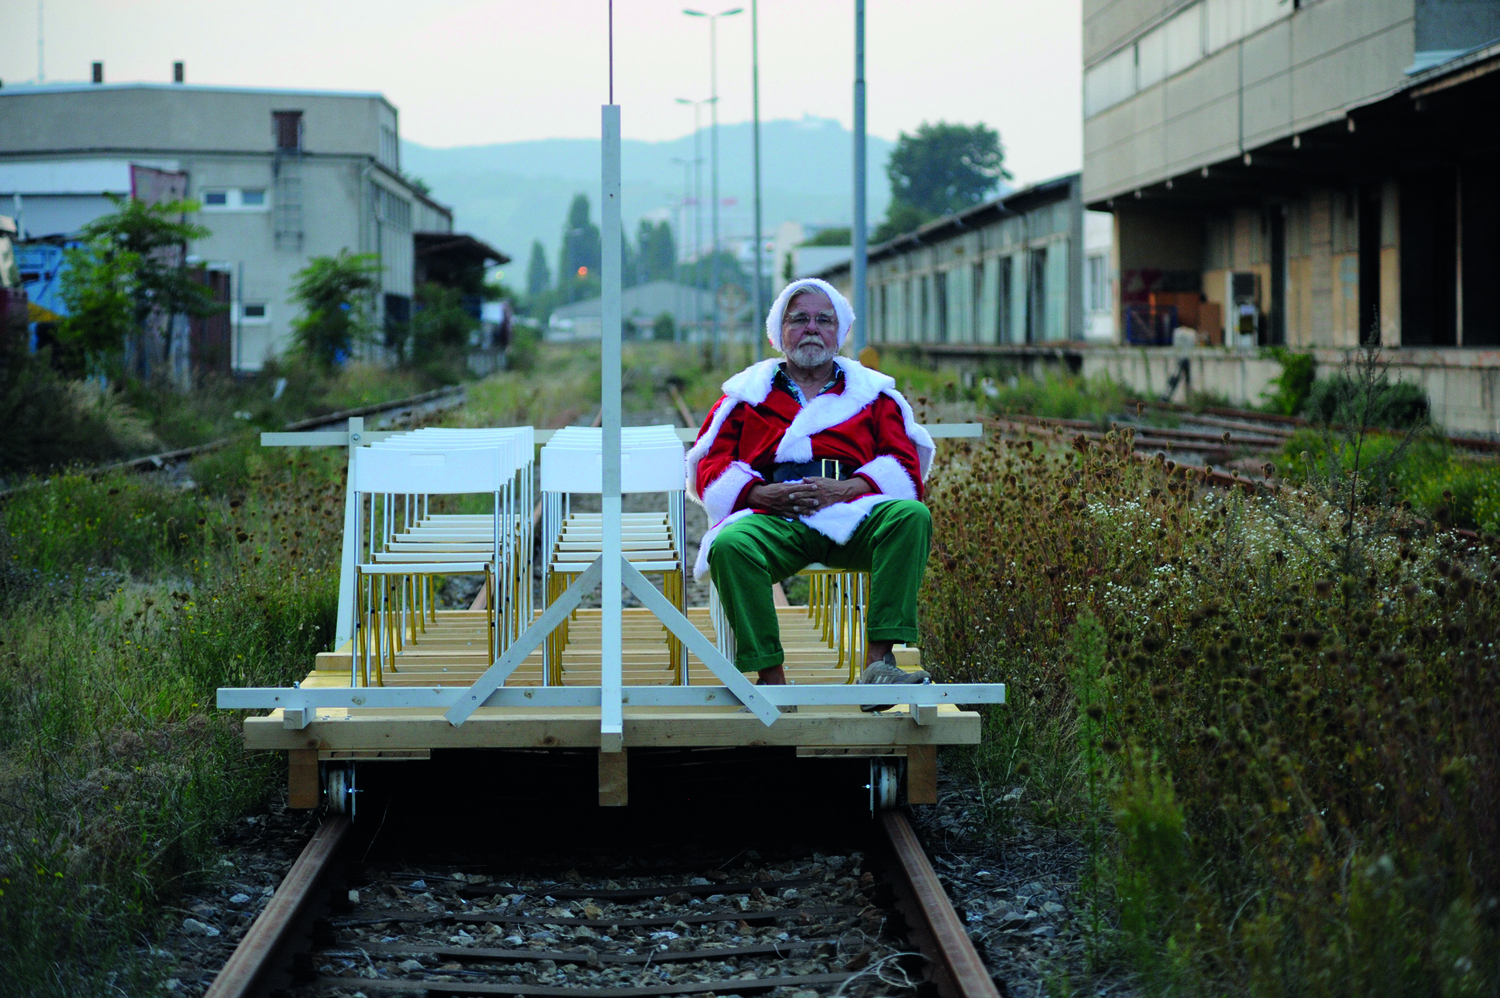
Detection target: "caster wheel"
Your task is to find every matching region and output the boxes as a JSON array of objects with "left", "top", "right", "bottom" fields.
[
  {"left": 323, "top": 762, "right": 357, "bottom": 816},
  {"left": 870, "top": 759, "right": 902, "bottom": 812}
]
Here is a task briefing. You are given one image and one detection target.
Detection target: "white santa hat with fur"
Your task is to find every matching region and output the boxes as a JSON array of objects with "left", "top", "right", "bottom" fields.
[{"left": 764, "top": 278, "right": 855, "bottom": 352}]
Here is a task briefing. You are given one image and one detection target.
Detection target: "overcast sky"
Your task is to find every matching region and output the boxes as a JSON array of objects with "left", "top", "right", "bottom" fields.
[{"left": 2, "top": 0, "right": 1083, "bottom": 185}]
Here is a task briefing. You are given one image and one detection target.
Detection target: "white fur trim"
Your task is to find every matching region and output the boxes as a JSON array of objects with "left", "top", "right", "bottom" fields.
[
  {"left": 854, "top": 454, "right": 918, "bottom": 500},
  {"left": 765, "top": 278, "right": 854, "bottom": 351},
  {"left": 693, "top": 508, "right": 755, "bottom": 580},
  {"left": 801, "top": 493, "right": 897, "bottom": 544},
  {"left": 687, "top": 357, "right": 936, "bottom": 512},
  {"left": 700, "top": 460, "right": 762, "bottom": 523},
  {"left": 693, "top": 494, "right": 907, "bottom": 580}
]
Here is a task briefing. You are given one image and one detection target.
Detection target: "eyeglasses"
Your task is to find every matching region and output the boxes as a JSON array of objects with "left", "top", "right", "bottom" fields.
[{"left": 783, "top": 310, "right": 838, "bottom": 331}]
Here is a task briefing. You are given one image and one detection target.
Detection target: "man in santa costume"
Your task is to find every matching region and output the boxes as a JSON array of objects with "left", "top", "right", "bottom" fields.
[{"left": 687, "top": 277, "right": 934, "bottom": 703}]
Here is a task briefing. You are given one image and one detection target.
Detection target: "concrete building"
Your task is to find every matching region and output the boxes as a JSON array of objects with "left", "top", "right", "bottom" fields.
[
  {"left": 813, "top": 175, "right": 1117, "bottom": 355},
  {"left": 0, "top": 79, "right": 499, "bottom": 371},
  {"left": 1082, "top": 0, "right": 1500, "bottom": 432}
]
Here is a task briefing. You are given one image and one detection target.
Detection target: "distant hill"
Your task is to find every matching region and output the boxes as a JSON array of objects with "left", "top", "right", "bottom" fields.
[{"left": 401, "top": 117, "right": 894, "bottom": 274}]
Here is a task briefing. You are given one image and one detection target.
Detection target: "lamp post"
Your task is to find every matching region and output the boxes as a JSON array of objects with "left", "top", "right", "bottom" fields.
[
  {"left": 674, "top": 97, "right": 712, "bottom": 344},
  {"left": 750, "top": 0, "right": 764, "bottom": 361},
  {"left": 853, "top": 0, "right": 868, "bottom": 356},
  {"left": 670, "top": 155, "right": 695, "bottom": 343},
  {"left": 683, "top": 7, "right": 742, "bottom": 366}
]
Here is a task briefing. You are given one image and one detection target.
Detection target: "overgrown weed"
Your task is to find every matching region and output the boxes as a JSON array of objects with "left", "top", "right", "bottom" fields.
[
  {"left": 0, "top": 448, "right": 344, "bottom": 994},
  {"left": 921, "top": 401, "right": 1499, "bottom": 994}
]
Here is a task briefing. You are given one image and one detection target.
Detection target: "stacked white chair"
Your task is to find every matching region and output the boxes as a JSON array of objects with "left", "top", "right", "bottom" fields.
[
  {"left": 539, "top": 425, "right": 686, "bottom": 684},
  {"left": 348, "top": 427, "right": 534, "bottom": 687}
]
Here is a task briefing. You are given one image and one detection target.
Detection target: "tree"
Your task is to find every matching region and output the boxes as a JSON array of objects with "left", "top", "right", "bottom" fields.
[
  {"left": 652, "top": 311, "right": 676, "bottom": 342},
  {"left": 801, "top": 227, "right": 850, "bottom": 247},
  {"left": 872, "top": 121, "right": 1011, "bottom": 243},
  {"left": 58, "top": 196, "right": 217, "bottom": 375},
  {"left": 556, "top": 193, "right": 601, "bottom": 303},
  {"left": 289, "top": 251, "right": 381, "bottom": 370},
  {"left": 637, "top": 220, "right": 677, "bottom": 283},
  {"left": 525, "top": 239, "right": 552, "bottom": 296},
  {"left": 410, "top": 281, "right": 477, "bottom": 361}
]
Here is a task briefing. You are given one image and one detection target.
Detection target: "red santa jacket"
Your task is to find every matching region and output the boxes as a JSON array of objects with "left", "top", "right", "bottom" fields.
[{"left": 687, "top": 357, "right": 934, "bottom": 578}]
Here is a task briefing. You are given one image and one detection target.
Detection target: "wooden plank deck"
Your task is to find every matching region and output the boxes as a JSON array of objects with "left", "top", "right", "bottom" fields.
[{"left": 244, "top": 606, "right": 978, "bottom": 752}]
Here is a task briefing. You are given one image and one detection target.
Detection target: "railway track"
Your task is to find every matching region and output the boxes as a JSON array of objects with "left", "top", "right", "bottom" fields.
[
  {"left": 203, "top": 804, "right": 999, "bottom": 998},
  {"left": 0, "top": 385, "right": 468, "bottom": 501}
]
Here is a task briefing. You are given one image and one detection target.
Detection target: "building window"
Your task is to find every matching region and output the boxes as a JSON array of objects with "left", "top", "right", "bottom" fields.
[
  {"left": 1087, "top": 254, "right": 1109, "bottom": 312},
  {"left": 1029, "top": 249, "right": 1048, "bottom": 343},
  {"left": 912, "top": 276, "right": 924, "bottom": 342},
  {"left": 934, "top": 270, "right": 949, "bottom": 343},
  {"left": 998, "top": 256, "right": 1013, "bottom": 343},
  {"left": 380, "top": 125, "right": 399, "bottom": 170},
  {"left": 200, "top": 188, "right": 270, "bottom": 213},
  {"left": 1084, "top": 0, "right": 1292, "bottom": 118},
  {"left": 973, "top": 263, "right": 985, "bottom": 342},
  {"left": 273, "top": 110, "right": 304, "bottom": 152},
  {"left": 239, "top": 302, "right": 270, "bottom": 324},
  {"left": 374, "top": 186, "right": 412, "bottom": 229}
]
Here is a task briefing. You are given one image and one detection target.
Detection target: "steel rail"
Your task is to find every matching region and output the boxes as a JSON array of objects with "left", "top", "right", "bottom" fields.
[
  {"left": 0, "top": 384, "right": 467, "bottom": 501},
  {"left": 203, "top": 816, "right": 352, "bottom": 998},
  {"left": 880, "top": 810, "right": 1002, "bottom": 998},
  {"left": 1131, "top": 398, "right": 1500, "bottom": 455}
]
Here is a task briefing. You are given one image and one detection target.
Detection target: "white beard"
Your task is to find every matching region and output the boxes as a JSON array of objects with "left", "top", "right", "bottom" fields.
[{"left": 787, "top": 340, "right": 835, "bottom": 368}]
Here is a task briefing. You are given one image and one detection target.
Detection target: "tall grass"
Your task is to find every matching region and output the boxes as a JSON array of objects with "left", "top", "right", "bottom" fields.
[
  {"left": 0, "top": 448, "right": 345, "bottom": 996},
  {"left": 921, "top": 426, "right": 1499, "bottom": 995}
]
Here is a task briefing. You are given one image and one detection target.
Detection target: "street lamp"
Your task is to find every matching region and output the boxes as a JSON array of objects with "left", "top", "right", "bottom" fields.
[
  {"left": 674, "top": 97, "right": 713, "bottom": 345},
  {"left": 673, "top": 98, "right": 711, "bottom": 273},
  {"left": 750, "top": 0, "right": 764, "bottom": 361},
  {"left": 683, "top": 6, "right": 742, "bottom": 366},
  {"left": 670, "top": 155, "right": 697, "bottom": 343}
]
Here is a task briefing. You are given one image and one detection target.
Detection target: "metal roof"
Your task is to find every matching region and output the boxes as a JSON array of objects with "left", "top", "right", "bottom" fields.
[
  {"left": 813, "top": 172, "right": 1080, "bottom": 279},
  {"left": 0, "top": 81, "right": 394, "bottom": 110}
]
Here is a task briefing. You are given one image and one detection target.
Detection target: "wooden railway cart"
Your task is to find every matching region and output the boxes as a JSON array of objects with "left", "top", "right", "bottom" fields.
[
  {"left": 220, "top": 421, "right": 1004, "bottom": 812},
  {"left": 218, "top": 106, "right": 1005, "bottom": 812}
]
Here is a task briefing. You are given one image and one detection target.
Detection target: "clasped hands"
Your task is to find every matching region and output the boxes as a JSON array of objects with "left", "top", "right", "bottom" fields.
[{"left": 747, "top": 476, "right": 872, "bottom": 518}]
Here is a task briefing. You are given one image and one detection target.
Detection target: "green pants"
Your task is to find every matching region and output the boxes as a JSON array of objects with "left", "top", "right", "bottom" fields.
[{"left": 707, "top": 499, "right": 931, "bottom": 673}]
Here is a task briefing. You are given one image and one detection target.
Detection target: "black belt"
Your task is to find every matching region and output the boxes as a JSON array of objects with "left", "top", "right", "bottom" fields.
[{"left": 771, "top": 459, "right": 850, "bottom": 483}]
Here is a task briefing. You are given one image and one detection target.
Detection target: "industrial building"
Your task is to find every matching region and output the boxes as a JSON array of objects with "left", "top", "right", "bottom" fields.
[
  {"left": 0, "top": 74, "right": 504, "bottom": 372},
  {"left": 813, "top": 174, "right": 1117, "bottom": 355},
  {"left": 1082, "top": 0, "right": 1500, "bottom": 432}
]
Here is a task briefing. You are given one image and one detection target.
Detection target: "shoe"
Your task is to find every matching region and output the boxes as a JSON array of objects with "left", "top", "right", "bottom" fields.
[{"left": 859, "top": 652, "right": 931, "bottom": 712}]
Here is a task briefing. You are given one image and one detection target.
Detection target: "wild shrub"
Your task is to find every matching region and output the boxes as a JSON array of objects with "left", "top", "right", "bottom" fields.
[
  {"left": 1260, "top": 348, "right": 1316, "bottom": 416},
  {"left": 0, "top": 449, "right": 345, "bottom": 994},
  {"left": 1305, "top": 373, "right": 1429, "bottom": 429},
  {"left": 1, "top": 471, "right": 230, "bottom": 576},
  {"left": 920, "top": 422, "right": 1499, "bottom": 995}
]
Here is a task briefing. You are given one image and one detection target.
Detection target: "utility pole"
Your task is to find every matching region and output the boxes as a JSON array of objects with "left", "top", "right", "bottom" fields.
[
  {"left": 751, "top": 0, "right": 764, "bottom": 362},
  {"left": 675, "top": 97, "right": 710, "bottom": 344},
  {"left": 37, "top": 0, "right": 45, "bottom": 83},
  {"left": 853, "top": 0, "right": 868, "bottom": 356},
  {"left": 671, "top": 156, "right": 693, "bottom": 344},
  {"left": 684, "top": 7, "right": 742, "bottom": 366}
]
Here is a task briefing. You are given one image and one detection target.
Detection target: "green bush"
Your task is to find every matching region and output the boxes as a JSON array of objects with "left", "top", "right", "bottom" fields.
[
  {"left": 1260, "top": 348, "right": 1316, "bottom": 415},
  {"left": 289, "top": 251, "right": 381, "bottom": 369},
  {"left": 1305, "top": 373, "right": 1429, "bottom": 428},
  {"left": 507, "top": 323, "right": 540, "bottom": 372},
  {"left": 1280, "top": 426, "right": 1500, "bottom": 532},
  {"left": 0, "top": 356, "right": 133, "bottom": 478}
]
